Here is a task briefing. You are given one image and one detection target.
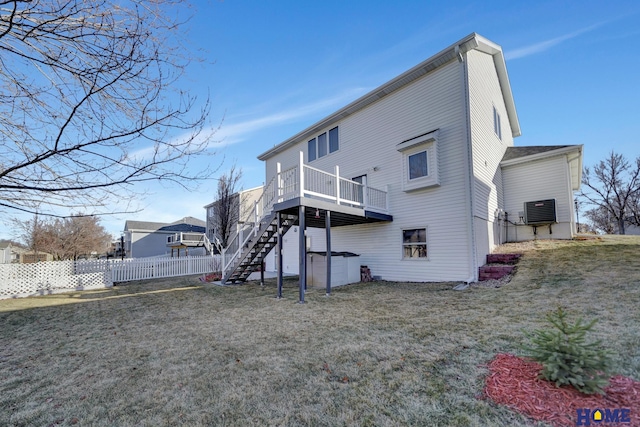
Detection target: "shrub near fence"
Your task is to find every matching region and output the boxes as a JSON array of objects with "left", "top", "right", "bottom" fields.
[{"left": 0, "top": 255, "right": 222, "bottom": 299}]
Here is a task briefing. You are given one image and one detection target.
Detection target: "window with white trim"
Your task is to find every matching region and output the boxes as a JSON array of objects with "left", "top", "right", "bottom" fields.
[
  {"left": 397, "top": 130, "right": 440, "bottom": 192},
  {"left": 402, "top": 228, "right": 427, "bottom": 259},
  {"left": 493, "top": 106, "right": 502, "bottom": 140},
  {"left": 308, "top": 126, "right": 339, "bottom": 162},
  {"left": 408, "top": 151, "right": 428, "bottom": 180}
]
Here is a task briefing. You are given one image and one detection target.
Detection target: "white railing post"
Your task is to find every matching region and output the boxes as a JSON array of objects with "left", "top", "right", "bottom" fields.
[
  {"left": 221, "top": 247, "right": 227, "bottom": 276},
  {"left": 363, "top": 181, "right": 369, "bottom": 209},
  {"left": 385, "top": 184, "right": 390, "bottom": 211},
  {"left": 299, "top": 151, "right": 305, "bottom": 198},
  {"left": 254, "top": 200, "right": 259, "bottom": 237},
  {"left": 335, "top": 165, "right": 341, "bottom": 205},
  {"left": 277, "top": 162, "right": 283, "bottom": 203}
]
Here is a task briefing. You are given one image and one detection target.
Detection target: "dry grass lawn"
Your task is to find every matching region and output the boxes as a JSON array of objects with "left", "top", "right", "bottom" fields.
[{"left": 1, "top": 235, "right": 639, "bottom": 426}]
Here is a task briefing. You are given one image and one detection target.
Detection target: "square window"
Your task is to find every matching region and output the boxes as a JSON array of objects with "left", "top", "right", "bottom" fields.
[
  {"left": 308, "top": 138, "right": 317, "bottom": 162},
  {"left": 329, "top": 127, "right": 339, "bottom": 153},
  {"left": 318, "top": 132, "right": 327, "bottom": 158},
  {"left": 402, "top": 228, "right": 427, "bottom": 259},
  {"left": 408, "top": 151, "right": 428, "bottom": 180}
]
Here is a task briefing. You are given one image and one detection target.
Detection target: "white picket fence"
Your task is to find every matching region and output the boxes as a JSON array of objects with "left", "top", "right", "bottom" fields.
[{"left": 0, "top": 255, "right": 222, "bottom": 299}]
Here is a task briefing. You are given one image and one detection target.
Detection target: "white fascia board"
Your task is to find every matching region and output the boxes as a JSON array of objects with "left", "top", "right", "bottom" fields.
[{"left": 474, "top": 36, "right": 521, "bottom": 138}]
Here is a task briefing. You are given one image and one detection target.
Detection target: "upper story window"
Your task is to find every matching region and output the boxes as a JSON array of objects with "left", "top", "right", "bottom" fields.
[
  {"left": 493, "top": 106, "right": 502, "bottom": 140},
  {"left": 308, "top": 126, "right": 339, "bottom": 162},
  {"left": 408, "top": 151, "right": 428, "bottom": 180},
  {"left": 397, "top": 129, "right": 440, "bottom": 192}
]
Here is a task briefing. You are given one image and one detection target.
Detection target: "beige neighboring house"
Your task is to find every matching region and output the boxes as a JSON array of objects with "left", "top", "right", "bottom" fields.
[
  {"left": 204, "top": 186, "right": 264, "bottom": 245},
  {"left": 0, "top": 241, "right": 27, "bottom": 264}
]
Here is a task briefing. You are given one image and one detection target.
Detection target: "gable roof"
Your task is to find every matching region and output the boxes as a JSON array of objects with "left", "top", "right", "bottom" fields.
[
  {"left": 258, "top": 33, "right": 520, "bottom": 161},
  {"left": 124, "top": 220, "right": 168, "bottom": 231},
  {"left": 124, "top": 217, "right": 205, "bottom": 232}
]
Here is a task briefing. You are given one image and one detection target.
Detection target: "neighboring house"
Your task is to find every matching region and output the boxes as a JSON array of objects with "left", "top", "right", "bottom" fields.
[
  {"left": 20, "top": 251, "right": 53, "bottom": 263},
  {"left": 123, "top": 217, "right": 206, "bottom": 258},
  {"left": 0, "top": 242, "right": 12, "bottom": 264},
  {"left": 219, "top": 33, "right": 583, "bottom": 287},
  {"left": 0, "top": 241, "right": 25, "bottom": 264},
  {"left": 204, "top": 186, "right": 263, "bottom": 245}
]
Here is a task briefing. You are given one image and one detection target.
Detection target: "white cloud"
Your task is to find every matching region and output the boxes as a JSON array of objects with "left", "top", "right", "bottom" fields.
[
  {"left": 204, "top": 87, "right": 368, "bottom": 147},
  {"left": 505, "top": 22, "right": 606, "bottom": 60}
]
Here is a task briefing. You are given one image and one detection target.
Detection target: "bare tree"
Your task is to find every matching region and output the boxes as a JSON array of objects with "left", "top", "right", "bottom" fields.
[
  {"left": 581, "top": 151, "right": 640, "bottom": 234},
  {"left": 14, "top": 213, "right": 112, "bottom": 259},
  {"left": 211, "top": 166, "right": 242, "bottom": 248},
  {"left": 0, "top": 0, "right": 216, "bottom": 218},
  {"left": 583, "top": 205, "right": 616, "bottom": 234}
]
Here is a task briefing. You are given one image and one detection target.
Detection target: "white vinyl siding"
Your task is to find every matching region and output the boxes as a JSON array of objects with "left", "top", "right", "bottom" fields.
[
  {"left": 502, "top": 155, "right": 575, "bottom": 241},
  {"left": 264, "top": 60, "right": 473, "bottom": 282},
  {"left": 466, "top": 49, "right": 515, "bottom": 266}
]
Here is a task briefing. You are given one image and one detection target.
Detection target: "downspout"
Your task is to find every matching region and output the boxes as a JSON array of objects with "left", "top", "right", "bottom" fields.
[{"left": 460, "top": 47, "right": 478, "bottom": 283}]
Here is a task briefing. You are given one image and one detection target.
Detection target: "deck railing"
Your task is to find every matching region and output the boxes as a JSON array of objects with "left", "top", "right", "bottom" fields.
[{"left": 214, "top": 151, "right": 389, "bottom": 279}]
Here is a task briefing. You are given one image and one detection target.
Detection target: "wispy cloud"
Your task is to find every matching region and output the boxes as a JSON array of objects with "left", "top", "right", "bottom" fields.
[
  {"left": 505, "top": 22, "right": 607, "bottom": 60},
  {"left": 210, "top": 87, "right": 368, "bottom": 146}
]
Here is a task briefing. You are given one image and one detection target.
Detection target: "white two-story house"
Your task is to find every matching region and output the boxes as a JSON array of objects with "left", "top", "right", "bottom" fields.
[{"left": 219, "top": 33, "right": 582, "bottom": 295}]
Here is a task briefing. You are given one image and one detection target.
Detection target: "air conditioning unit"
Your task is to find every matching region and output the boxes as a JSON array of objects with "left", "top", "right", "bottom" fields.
[{"left": 524, "top": 199, "right": 557, "bottom": 225}]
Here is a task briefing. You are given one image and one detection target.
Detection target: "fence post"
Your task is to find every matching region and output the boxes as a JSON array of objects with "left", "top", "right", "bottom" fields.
[
  {"left": 335, "top": 165, "right": 341, "bottom": 205},
  {"left": 299, "top": 151, "right": 305, "bottom": 198}
]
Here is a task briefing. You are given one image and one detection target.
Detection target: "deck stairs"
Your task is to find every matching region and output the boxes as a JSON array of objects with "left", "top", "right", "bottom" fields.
[{"left": 221, "top": 211, "right": 299, "bottom": 284}]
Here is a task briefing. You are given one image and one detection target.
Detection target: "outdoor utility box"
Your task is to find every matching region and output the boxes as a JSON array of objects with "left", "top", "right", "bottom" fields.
[
  {"left": 524, "top": 199, "right": 557, "bottom": 225},
  {"left": 306, "top": 251, "right": 360, "bottom": 287}
]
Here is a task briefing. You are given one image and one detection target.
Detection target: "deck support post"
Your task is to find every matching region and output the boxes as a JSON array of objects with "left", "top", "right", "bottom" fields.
[
  {"left": 298, "top": 205, "right": 306, "bottom": 303},
  {"left": 277, "top": 211, "right": 283, "bottom": 299},
  {"left": 325, "top": 210, "right": 332, "bottom": 296}
]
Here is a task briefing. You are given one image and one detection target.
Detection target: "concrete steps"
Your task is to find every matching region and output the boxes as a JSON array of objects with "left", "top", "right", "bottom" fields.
[{"left": 478, "top": 253, "right": 521, "bottom": 281}]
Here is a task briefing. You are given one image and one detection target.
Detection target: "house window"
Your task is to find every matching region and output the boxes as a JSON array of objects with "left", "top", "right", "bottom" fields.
[
  {"left": 403, "top": 228, "right": 427, "bottom": 259},
  {"left": 397, "top": 129, "right": 440, "bottom": 192},
  {"left": 308, "top": 126, "right": 339, "bottom": 162},
  {"left": 308, "top": 138, "right": 317, "bottom": 162},
  {"left": 493, "top": 106, "right": 502, "bottom": 140},
  {"left": 408, "top": 151, "right": 428, "bottom": 180},
  {"left": 318, "top": 132, "right": 327, "bottom": 158},
  {"left": 329, "top": 126, "right": 339, "bottom": 153}
]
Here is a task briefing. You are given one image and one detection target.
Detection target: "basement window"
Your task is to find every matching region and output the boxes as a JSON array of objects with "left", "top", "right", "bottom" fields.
[{"left": 402, "top": 228, "right": 427, "bottom": 259}]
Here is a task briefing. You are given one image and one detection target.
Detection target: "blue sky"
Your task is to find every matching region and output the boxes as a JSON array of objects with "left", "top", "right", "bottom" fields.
[{"left": 3, "top": 0, "right": 640, "bottom": 240}]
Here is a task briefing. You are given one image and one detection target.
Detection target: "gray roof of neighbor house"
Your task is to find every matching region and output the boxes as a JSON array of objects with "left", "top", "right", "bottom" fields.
[
  {"left": 258, "top": 32, "right": 520, "bottom": 161},
  {"left": 501, "top": 146, "right": 574, "bottom": 162},
  {"left": 124, "top": 216, "right": 205, "bottom": 232}
]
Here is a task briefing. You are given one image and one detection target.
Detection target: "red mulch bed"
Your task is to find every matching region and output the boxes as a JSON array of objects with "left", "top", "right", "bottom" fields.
[{"left": 484, "top": 353, "right": 640, "bottom": 426}]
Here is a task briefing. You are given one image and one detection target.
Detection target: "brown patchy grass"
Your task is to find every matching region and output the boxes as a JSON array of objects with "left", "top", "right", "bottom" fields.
[{"left": 1, "top": 235, "right": 639, "bottom": 426}]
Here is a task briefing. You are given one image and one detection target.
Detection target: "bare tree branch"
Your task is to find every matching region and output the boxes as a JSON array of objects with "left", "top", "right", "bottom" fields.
[
  {"left": 0, "top": 0, "right": 218, "bottom": 218},
  {"left": 580, "top": 151, "right": 640, "bottom": 234}
]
